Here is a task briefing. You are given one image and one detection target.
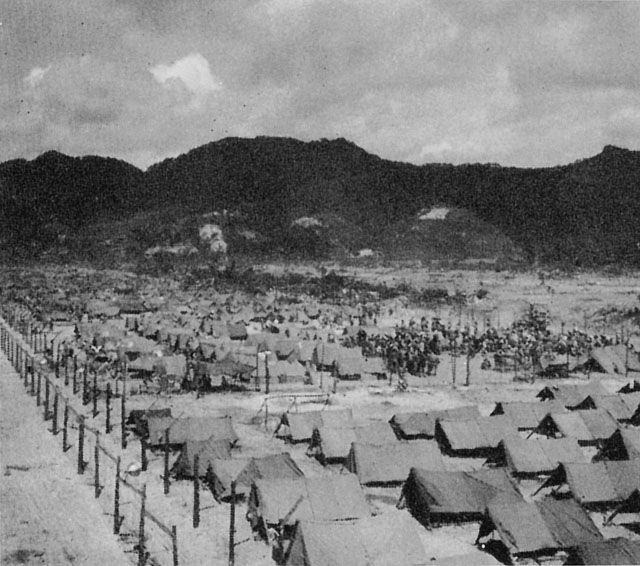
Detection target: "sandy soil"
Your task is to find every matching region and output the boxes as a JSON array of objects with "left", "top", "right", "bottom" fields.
[{"left": 0, "top": 355, "right": 131, "bottom": 565}]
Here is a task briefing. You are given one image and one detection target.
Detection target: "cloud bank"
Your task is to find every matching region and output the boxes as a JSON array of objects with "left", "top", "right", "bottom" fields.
[{"left": 1, "top": 0, "right": 639, "bottom": 168}]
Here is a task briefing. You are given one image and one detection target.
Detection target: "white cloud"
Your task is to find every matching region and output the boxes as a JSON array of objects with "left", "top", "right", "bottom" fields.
[
  {"left": 150, "top": 53, "right": 222, "bottom": 95},
  {"left": 24, "top": 65, "right": 51, "bottom": 88}
]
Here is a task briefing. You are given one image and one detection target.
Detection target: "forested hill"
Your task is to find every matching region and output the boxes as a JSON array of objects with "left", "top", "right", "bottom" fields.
[{"left": 1, "top": 138, "right": 640, "bottom": 266}]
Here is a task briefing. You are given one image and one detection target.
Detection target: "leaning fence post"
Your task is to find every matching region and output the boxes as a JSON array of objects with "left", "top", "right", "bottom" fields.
[
  {"left": 94, "top": 431, "right": 101, "bottom": 498},
  {"left": 114, "top": 457, "right": 122, "bottom": 535},
  {"left": 229, "top": 481, "right": 236, "bottom": 566},
  {"left": 106, "top": 383, "right": 112, "bottom": 433},
  {"left": 63, "top": 402, "right": 69, "bottom": 451},
  {"left": 193, "top": 455, "right": 200, "bottom": 529},
  {"left": 52, "top": 389, "right": 59, "bottom": 435},
  {"left": 138, "top": 484, "right": 147, "bottom": 566},
  {"left": 163, "top": 430, "right": 170, "bottom": 495},
  {"left": 172, "top": 525, "right": 179, "bottom": 566},
  {"left": 77, "top": 415, "right": 85, "bottom": 474}
]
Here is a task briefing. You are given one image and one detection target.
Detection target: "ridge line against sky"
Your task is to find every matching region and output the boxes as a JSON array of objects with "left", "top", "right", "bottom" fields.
[{"left": 2, "top": 0, "right": 639, "bottom": 169}]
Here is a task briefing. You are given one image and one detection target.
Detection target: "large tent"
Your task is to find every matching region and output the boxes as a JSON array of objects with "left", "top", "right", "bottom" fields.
[
  {"left": 499, "top": 437, "right": 587, "bottom": 476},
  {"left": 536, "top": 382, "right": 609, "bottom": 407},
  {"left": 247, "top": 474, "right": 370, "bottom": 529},
  {"left": 571, "top": 393, "right": 640, "bottom": 422},
  {"left": 435, "top": 415, "right": 519, "bottom": 457},
  {"left": 275, "top": 408, "right": 354, "bottom": 443},
  {"left": 389, "top": 405, "right": 481, "bottom": 440},
  {"left": 490, "top": 400, "right": 566, "bottom": 430},
  {"left": 477, "top": 498, "right": 602, "bottom": 559},
  {"left": 207, "top": 453, "right": 304, "bottom": 500},
  {"left": 146, "top": 415, "right": 238, "bottom": 447},
  {"left": 539, "top": 460, "right": 640, "bottom": 508},
  {"left": 534, "top": 410, "right": 619, "bottom": 446},
  {"left": 171, "top": 437, "right": 232, "bottom": 477},
  {"left": 283, "top": 511, "right": 429, "bottom": 566},
  {"left": 308, "top": 422, "right": 397, "bottom": 464},
  {"left": 401, "top": 467, "right": 521, "bottom": 526},
  {"left": 346, "top": 441, "right": 445, "bottom": 485}
]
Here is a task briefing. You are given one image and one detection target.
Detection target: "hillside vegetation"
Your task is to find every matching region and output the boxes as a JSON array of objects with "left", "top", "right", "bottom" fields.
[{"left": 1, "top": 138, "right": 639, "bottom": 267}]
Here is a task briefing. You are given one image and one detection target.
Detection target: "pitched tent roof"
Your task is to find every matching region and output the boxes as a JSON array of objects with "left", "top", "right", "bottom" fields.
[
  {"left": 249, "top": 474, "right": 369, "bottom": 526},
  {"left": 543, "top": 460, "right": 640, "bottom": 506},
  {"left": 127, "top": 407, "right": 172, "bottom": 437},
  {"left": 346, "top": 441, "right": 445, "bottom": 485},
  {"left": 571, "top": 393, "right": 640, "bottom": 420},
  {"left": 435, "top": 415, "right": 518, "bottom": 455},
  {"left": 208, "top": 453, "right": 304, "bottom": 499},
  {"left": 171, "top": 438, "right": 232, "bottom": 478},
  {"left": 390, "top": 406, "right": 481, "bottom": 439},
  {"left": 276, "top": 409, "right": 354, "bottom": 443},
  {"left": 500, "top": 437, "right": 587, "bottom": 476},
  {"left": 401, "top": 467, "right": 521, "bottom": 526},
  {"left": 478, "top": 498, "right": 602, "bottom": 557},
  {"left": 535, "top": 410, "right": 619, "bottom": 446},
  {"left": 147, "top": 415, "right": 238, "bottom": 447},
  {"left": 595, "top": 428, "right": 640, "bottom": 461},
  {"left": 284, "top": 511, "right": 429, "bottom": 566},
  {"left": 310, "top": 422, "right": 397, "bottom": 463},
  {"left": 490, "top": 401, "right": 566, "bottom": 430},
  {"left": 564, "top": 537, "right": 640, "bottom": 565},
  {"left": 536, "top": 382, "right": 609, "bottom": 407}
]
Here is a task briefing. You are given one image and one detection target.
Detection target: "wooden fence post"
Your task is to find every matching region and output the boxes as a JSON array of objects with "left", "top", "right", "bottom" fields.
[
  {"left": 229, "top": 481, "right": 236, "bottom": 566},
  {"left": 83, "top": 366, "right": 89, "bottom": 405},
  {"left": 138, "top": 484, "right": 147, "bottom": 566},
  {"left": 63, "top": 402, "right": 69, "bottom": 451},
  {"left": 44, "top": 375, "right": 50, "bottom": 420},
  {"left": 163, "top": 430, "right": 170, "bottom": 495},
  {"left": 73, "top": 356, "right": 78, "bottom": 393},
  {"left": 106, "top": 383, "right": 111, "bottom": 433},
  {"left": 193, "top": 455, "right": 200, "bottom": 529},
  {"left": 172, "top": 525, "right": 179, "bottom": 566},
  {"left": 77, "top": 415, "right": 85, "bottom": 474},
  {"left": 24, "top": 356, "right": 30, "bottom": 388},
  {"left": 94, "top": 432, "right": 101, "bottom": 498},
  {"left": 114, "top": 457, "right": 122, "bottom": 534},
  {"left": 55, "top": 345, "right": 60, "bottom": 379},
  {"left": 30, "top": 365, "right": 35, "bottom": 396},
  {"left": 121, "top": 374, "right": 127, "bottom": 449},
  {"left": 92, "top": 371, "right": 98, "bottom": 418},
  {"left": 36, "top": 371, "right": 41, "bottom": 406},
  {"left": 141, "top": 438, "right": 148, "bottom": 471},
  {"left": 52, "top": 389, "right": 59, "bottom": 435}
]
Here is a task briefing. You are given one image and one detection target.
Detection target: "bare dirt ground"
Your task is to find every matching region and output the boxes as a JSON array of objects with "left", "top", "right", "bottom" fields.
[{"left": 0, "top": 356, "right": 131, "bottom": 565}]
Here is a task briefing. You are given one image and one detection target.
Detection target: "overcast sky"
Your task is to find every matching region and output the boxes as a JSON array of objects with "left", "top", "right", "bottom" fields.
[{"left": 2, "top": 0, "right": 639, "bottom": 169}]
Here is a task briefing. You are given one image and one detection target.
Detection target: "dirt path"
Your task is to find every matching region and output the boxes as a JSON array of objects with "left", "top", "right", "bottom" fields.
[{"left": 0, "top": 355, "right": 131, "bottom": 565}]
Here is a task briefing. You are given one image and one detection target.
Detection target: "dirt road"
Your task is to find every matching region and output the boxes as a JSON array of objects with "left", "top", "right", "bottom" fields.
[{"left": 0, "top": 355, "right": 131, "bottom": 565}]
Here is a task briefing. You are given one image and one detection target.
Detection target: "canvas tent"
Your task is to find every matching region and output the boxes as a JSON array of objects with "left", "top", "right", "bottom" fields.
[
  {"left": 536, "top": 382, "right": 609, "bottom": 407},
  {"left": 283, "top": 511, "right": 429, "bottom": 566},
  {"left": 308, "top": 422, "right": 397, "bottom": 464},
  {"left": 534, "top": 410, "right": 619, "bottom": 446},
  {"left": 435, "top": 415, "right": 518, "bottom": 457},
  {"left": 346, "top": 441, "right": 445, "bottom": 485},
  {"left": 490, "top": 401, "right": 566, "bottom": 430},
  {"left": 400, "top": 467, "right": 521, "bottom": 526},
  {"left": 146, "top": 415, "right": 238, "bottom": 447},
  {"left": 594, "top": 428, "right": 640, "bottom": 461},
  {"left": 499, "top": 437, "right": 587, "bottom": 476},
  {"left": 247, "top": 474, "right": 370, "bottom": 530},
  {"left": 570, "top": 393, "right": 640, "bottom": 421},
  {"left": 275, "top": 408, "right": 354, "bottom": 443},
  {"left": 171, "top": 437, "right": 232, "bottom": 477},
  {"left": 127, "top": 407, "right": 172, "bottom": 438},
  {"left": 477, "top": 498, "right": 602, "bottom": 558},
  {"left": 390, "top": 406, "right": 480, "bottom": 440},
  {"left": 540, "top": 460, "right": 640, "bottom": 508},
  {"left": 564, "top": 538, "right": 640, "bottom": 565},
  {"left": 207, "top": 453, "right": 304, "bottom": 500}
]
